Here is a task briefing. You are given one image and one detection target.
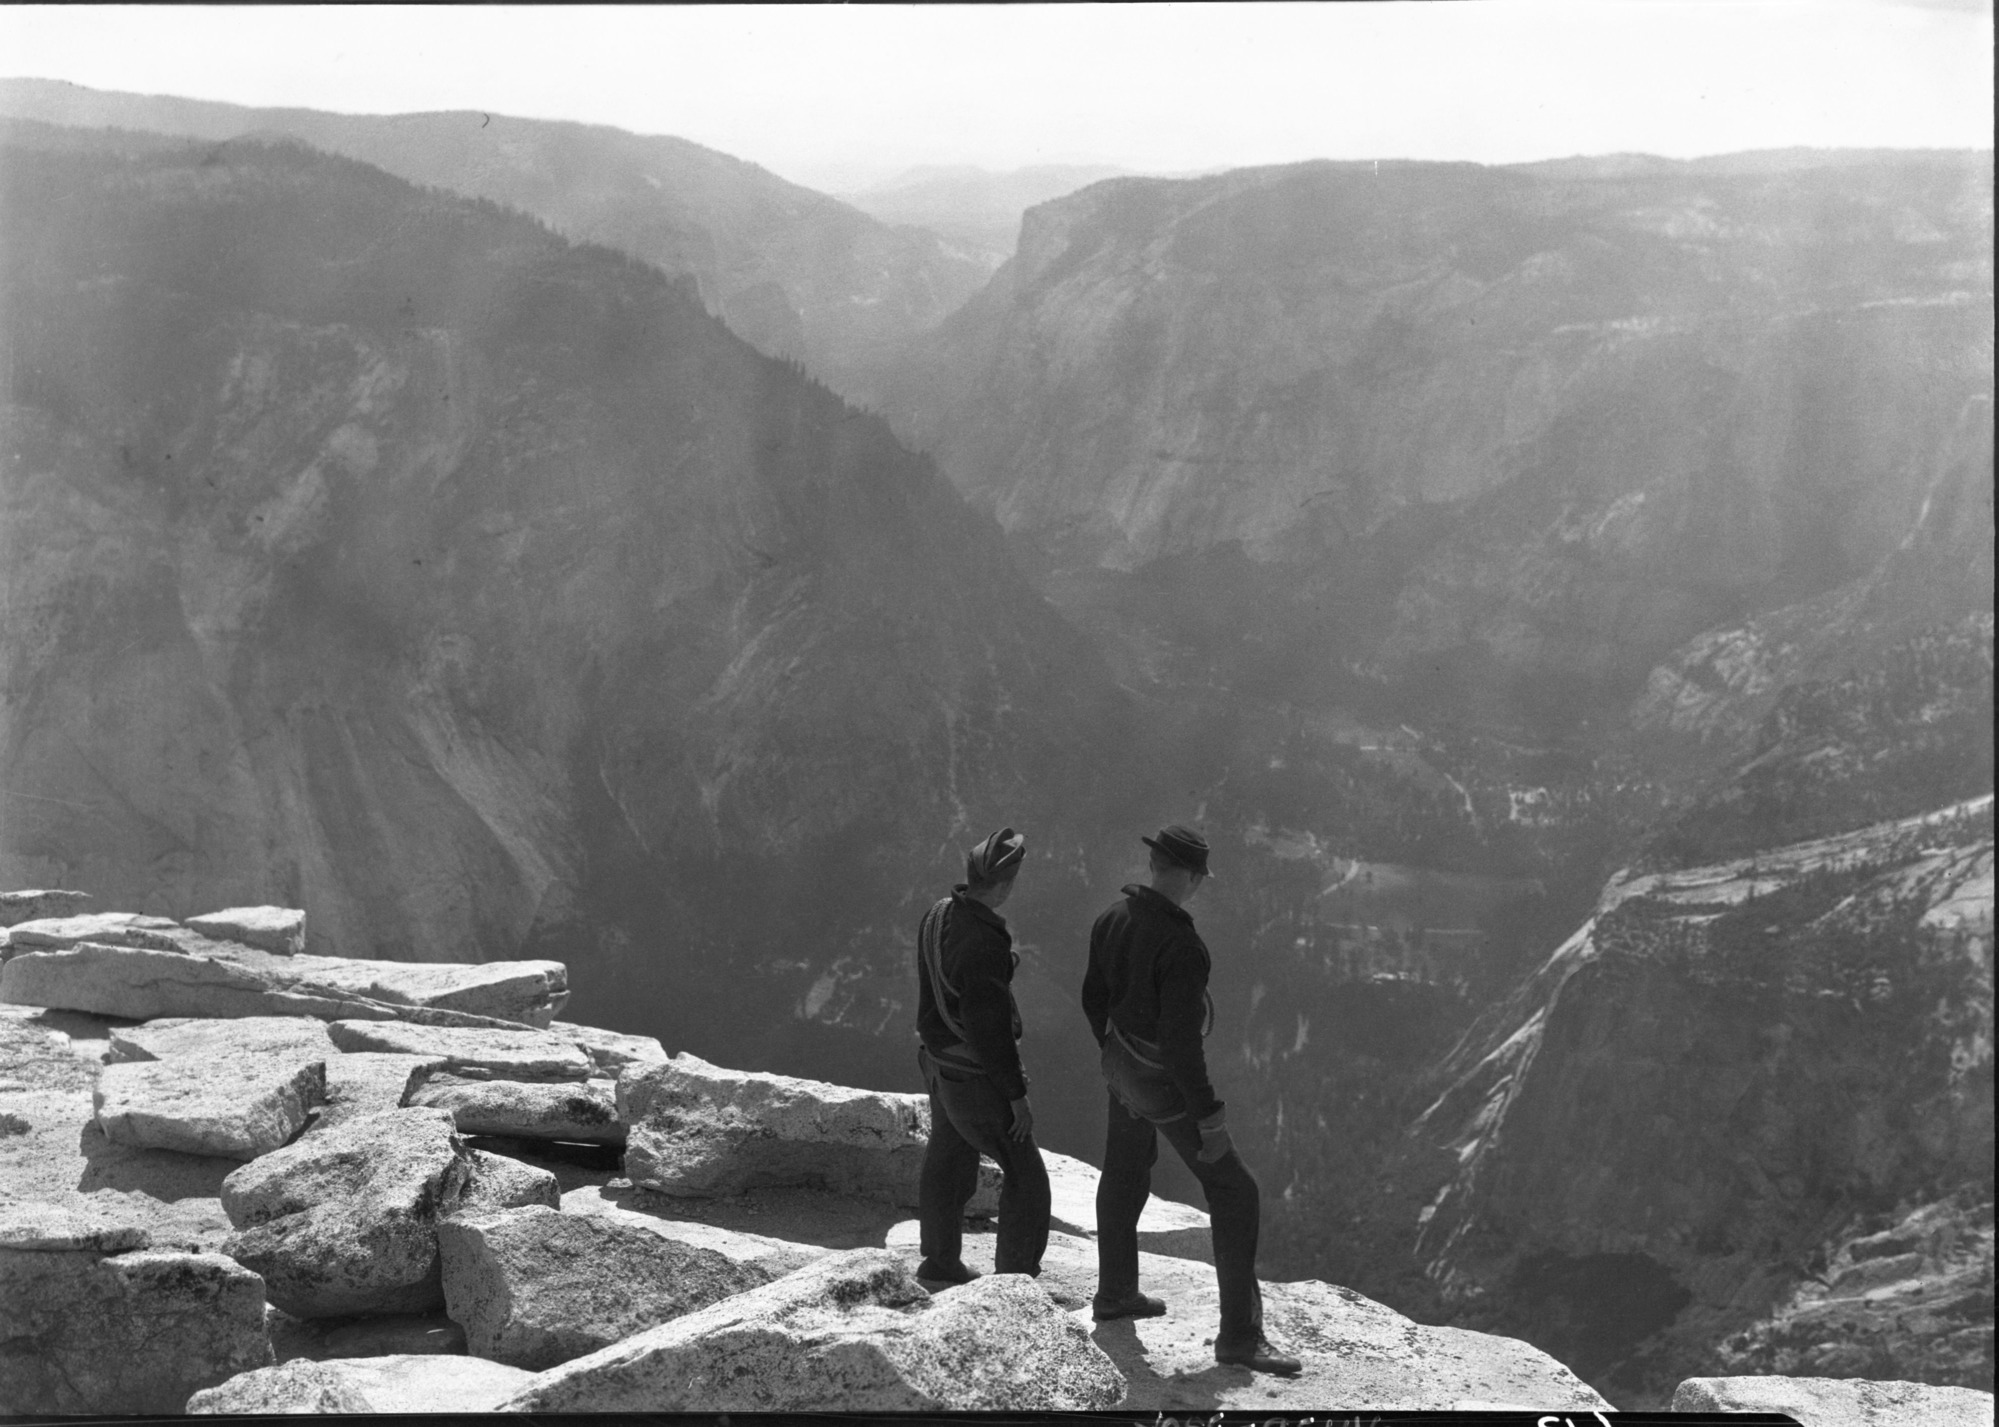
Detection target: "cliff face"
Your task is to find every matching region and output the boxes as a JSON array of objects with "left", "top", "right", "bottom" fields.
[
  {"left": 1412, "top": 797, "right": 1994, "bottom": 1402},
  {"left": 883, "top": 152, "right": 1992, "bottom": 711},
  {"left": 0, "top": 132, "right": 1113, "bottom": 1043},
  {"left": 0, "top": 80, "right": 988, "bottom": 406},
  {"left": 839, "top": 165, "right": 1132, "bottom": 272}
]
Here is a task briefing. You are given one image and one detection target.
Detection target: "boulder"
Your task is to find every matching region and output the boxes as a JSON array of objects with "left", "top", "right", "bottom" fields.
[
  {"left": 439, "top": 1204, "right": 774, "bottom": 1369},
  {"left": 185, "top": 906, "right": 307, "bottom": 955},
  {"left": 498, "top": 1247, "right": 1125, "bottom": 1411},
  {"left": 1671, "top": 1375, "right": 1996, "bottom": 1425},
  {"left": 328, "top": 1020, "right": 593, "bottom": 1081},
  {"left": 619, "top": 1053, "right": 938, "bottom": 1204},
  {"left": 219, "top": 1107, "right": 478, "bottom": 1318},
  {"left": 0, "top": 1229, "right": 273, "bottom": 1414},
  {"left": 4, "top": 911, "right": 180, "bottom": 949},
  {"left": 553, "top": 1019, "right": 669, "bottom": 1075},
  {"left": 286, "top": 952, "right": 568, "bottom": 1026},
  {"left": 1, "top": 938, "right": 567, "bottom": 1028},
  {"left": 94, "top": 1054, "right": 326, "bottom": 1161},
  {"left": 106, "top": 1014, "right": 341, "bottom": 1064},
  {"left": 218, "top": 1114, "right": 558, "bottom": 1321},
  {"left": 409, "top": 1074, "right": 624, "bottom": 1144},
  {"left": 0, "top": 889, "right": 92, "bottom": 925},
  {"left": 452, "top": 1148, "right": 563, "bottom": 1219},
  {"left": 187, "top": 1353, "right": 532, "bottom": 1414},
  {"left": 313, "top": 1052, "right": 448, "bottom": 1131}
]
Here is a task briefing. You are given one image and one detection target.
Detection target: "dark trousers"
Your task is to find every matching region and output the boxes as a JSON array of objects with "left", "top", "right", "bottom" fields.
[
  {"left": 917, "top": 1047, "right": 1051, "bottom": 1276},
  {"left": 1096, "top": 1089, "right": 1264, "bottom": 1348}
]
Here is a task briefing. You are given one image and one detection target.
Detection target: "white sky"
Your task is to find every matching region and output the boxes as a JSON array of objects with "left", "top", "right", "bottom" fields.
[{"left": 2, "top": 2, "right": 1991, "bottom": 192}]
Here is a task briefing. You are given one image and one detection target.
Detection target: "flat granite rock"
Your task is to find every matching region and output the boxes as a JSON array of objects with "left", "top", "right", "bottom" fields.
[
  {"left": 409, "top": 1074, "right": 624, "bottom": 1144},
  {"left": 553, "top": 1020, "right": 670, "bottom": 1075},
  {"left": 0, "top": 890, "right": 92, "bottom": 926},
  {"left": 184, "top": 906, "right": 306, "bottom": 956},
  {"left": 619, "top": 1053, "right": 939, "bottom": 1205},
  {"left": 904, "top": 1227, "right": 1614, "bottom": 1413},
  {"left": 2, "top": 939, "right": 567, "bottom": 1027},
  {"left": 560, "top": 1184, "right": 831, "bottom": 1277},
  {"left": 439, "top": 1204, "right": 774, "bottom": 1369},
  {"left": 312, "top": 1052, "right": 448, "bottom": 1131},
  {"left": 1672, "top": 1374, "right": 1997, "bottom": 1425},
  {"left": 497, "top": 1246, "right": 1126, "bottom": 1411},
  {"left": 188, "top": 1353, "right": 533, "bottom": 1414},
  {"left": 220, "top": 1108, "right": 478, "bottom": 1318},
  {"left": 329, "top": 1021, "right": 593, "bottom": 1081},
  {"left": 106, "top": 1015, "right": 341, "bottom": 1064},
  {"left": 4, "top": 1016, "right": 243, "bottom": 1250},
  {"left": 286, "top": 952, "right": 568, "bottom": 1027},
  {"left": 94, "top": 1054, "right": 327, "bottom": 1161},
  {"left": 0, "top": 1199, "right": 151, "bottom": 1252},
  {"left": 4, "top": 912, "right": 181, "bottom": 950},
  {"left": 0, "top": 1247, "right": 274, "bottom": 1414}
]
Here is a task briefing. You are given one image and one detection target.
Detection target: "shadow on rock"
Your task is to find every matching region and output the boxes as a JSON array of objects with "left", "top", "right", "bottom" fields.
[
  {"left": 1089, "top": 1318, "right": 1228, "bottom": 1410},
  {"left": 607, "top": 1182, "right": 910, "bottom": 1253},
  {"left": 75, "top": 1122, "right": 237, "bottom": 1201}
]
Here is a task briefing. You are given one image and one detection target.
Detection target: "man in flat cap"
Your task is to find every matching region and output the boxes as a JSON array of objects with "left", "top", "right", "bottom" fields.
[
  {"left": 1082, "top": 824, "right": 1301, "bottom": 1375},
  {"left": 913, "top": 825, "right": 1051, "bottom": 1288}
]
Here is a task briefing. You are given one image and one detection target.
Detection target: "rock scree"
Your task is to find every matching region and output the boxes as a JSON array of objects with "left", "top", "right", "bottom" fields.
[
  {"left": 2, "top": 896, "right": 1976, "bottom": 1418},
  {"left": 494, "top": 1246, "right": 1126, "bottom": 1411}
]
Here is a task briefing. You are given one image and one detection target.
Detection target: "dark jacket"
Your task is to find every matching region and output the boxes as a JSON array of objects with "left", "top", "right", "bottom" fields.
[
  {"left": 916, "top": 887, "right": 1028, "bottom": 1102},
  {"left": 1082, "top": 884, "right": 1222, "bottom": 1123}
]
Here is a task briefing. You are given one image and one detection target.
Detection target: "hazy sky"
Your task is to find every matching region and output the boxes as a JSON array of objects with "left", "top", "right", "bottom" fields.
[{"left": 3, "top": 2, "right": 1991, "bottom": 191}]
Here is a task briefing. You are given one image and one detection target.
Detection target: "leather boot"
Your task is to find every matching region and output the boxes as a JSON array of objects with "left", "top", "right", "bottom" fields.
[
  {"left": 1216, "top": 1335, "right": 1302, "bottom": 1375},
  {"left": 1091, "top": 1291, "right": 1168, "bottom": 1322}
]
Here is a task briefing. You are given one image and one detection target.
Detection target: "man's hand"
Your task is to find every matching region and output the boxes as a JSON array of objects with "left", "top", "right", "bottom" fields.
[
  {"left": 1196, "top": 1111, "right": 1232, "bottom": 1163},
  {"left": 1009, "top": 1096, "right": 1034, "bottom": 1142}
]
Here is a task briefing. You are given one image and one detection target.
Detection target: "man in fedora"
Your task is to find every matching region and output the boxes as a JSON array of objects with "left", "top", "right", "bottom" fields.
[
  {"left": 1081, "top": 824, "right": 1301, "bottom": 1376},
  {"left": 913, "top": 825, "right": 1051, "bottom": 1289}
]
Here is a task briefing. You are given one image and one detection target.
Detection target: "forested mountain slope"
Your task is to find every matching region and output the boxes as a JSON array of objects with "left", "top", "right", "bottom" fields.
[{"left": 0, "top": 78, "right": 988, "bottom": 405}]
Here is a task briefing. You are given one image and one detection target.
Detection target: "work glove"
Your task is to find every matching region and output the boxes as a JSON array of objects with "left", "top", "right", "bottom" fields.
[{"left": 1195, "top": 1110, "right": 1232, "bottom": 1163}]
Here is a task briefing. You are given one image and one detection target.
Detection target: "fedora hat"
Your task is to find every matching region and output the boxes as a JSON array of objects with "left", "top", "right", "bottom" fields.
[{"left": 1142, "top": 824, "right": 1212, "bottom": 877}]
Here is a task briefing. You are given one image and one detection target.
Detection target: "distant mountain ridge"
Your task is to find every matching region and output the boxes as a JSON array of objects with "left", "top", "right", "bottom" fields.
[
  {"left": 0, "top": 77, "right": 989, "bottom": 405},
  {"left": 881, "top": 148, "right": 1992, "bottom": 724},
  {"left": 0, "top": 126, "right": 1117, "bottom": 1080}
]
